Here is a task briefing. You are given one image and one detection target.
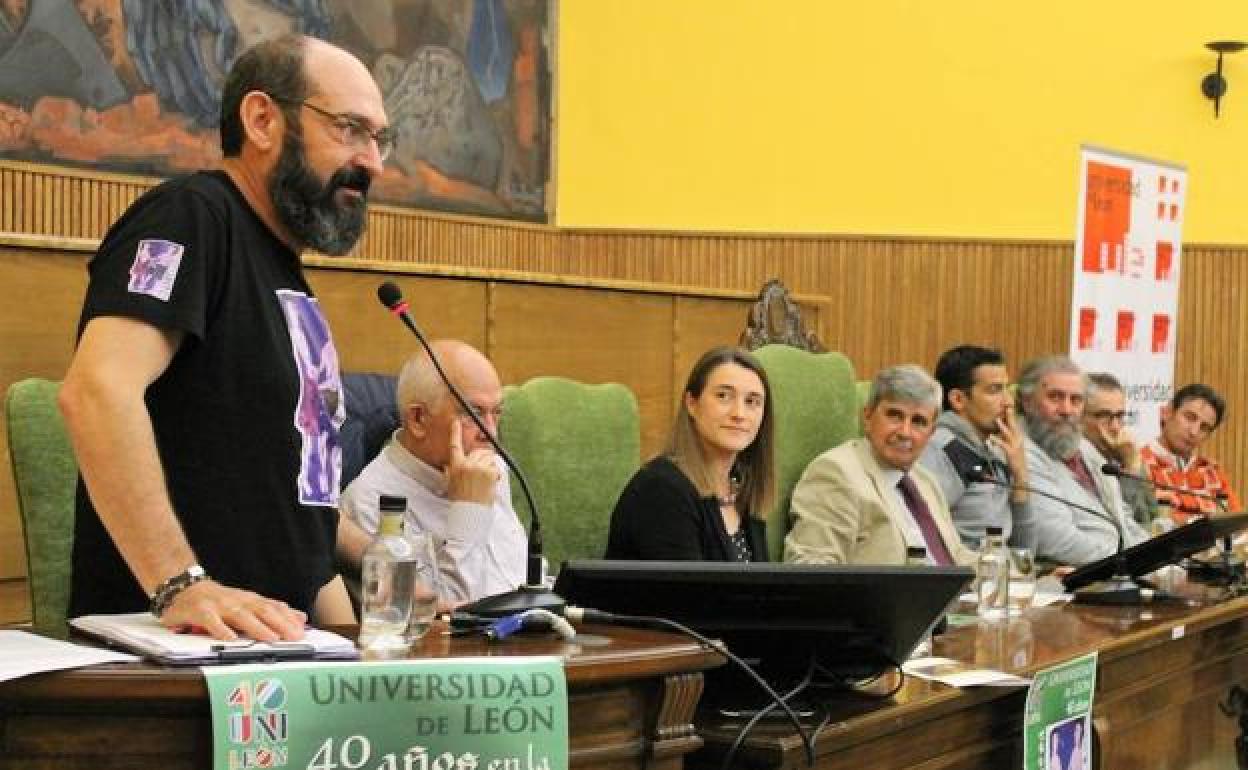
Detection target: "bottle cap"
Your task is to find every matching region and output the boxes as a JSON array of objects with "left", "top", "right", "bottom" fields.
[{"left": 379, "top": 495, "right": 407, "bottom": 513}]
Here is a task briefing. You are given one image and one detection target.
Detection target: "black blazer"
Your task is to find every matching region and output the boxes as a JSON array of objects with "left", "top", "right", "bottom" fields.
[{"left": 605, "top": 456, "right": 769, "bottom": 562}]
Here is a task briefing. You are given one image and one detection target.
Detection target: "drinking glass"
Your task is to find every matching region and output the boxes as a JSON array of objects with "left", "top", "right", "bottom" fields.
[
  {"left": 1007, "top": 547, "right": 1037, "bottom": 616},
  {"left": 404, "top": 532, "right": 441, "bottom": 644}
]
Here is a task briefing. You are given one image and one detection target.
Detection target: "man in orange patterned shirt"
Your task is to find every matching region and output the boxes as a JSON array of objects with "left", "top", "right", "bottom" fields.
[{"left": 1140, "top": 384, "right": 1242, "bottom": 521}]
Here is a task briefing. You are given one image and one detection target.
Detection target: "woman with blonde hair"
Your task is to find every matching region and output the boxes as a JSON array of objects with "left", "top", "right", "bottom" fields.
[{"left": 606, "top": 346, "right": 775, "bottom": 561}]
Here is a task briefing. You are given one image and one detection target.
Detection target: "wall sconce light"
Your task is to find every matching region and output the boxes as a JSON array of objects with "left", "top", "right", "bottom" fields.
[{"left": 1202, "top": 40, "right": 1247, "bottom": 117}]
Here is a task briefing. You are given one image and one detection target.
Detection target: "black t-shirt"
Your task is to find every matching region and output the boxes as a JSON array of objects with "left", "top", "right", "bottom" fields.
[{"left": 68, "top": 171, "right": 345, "bottom": 616}]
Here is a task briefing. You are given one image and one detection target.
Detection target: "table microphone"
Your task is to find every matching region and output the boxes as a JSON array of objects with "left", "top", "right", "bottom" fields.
[
  {"left": 1100, "top": 462, "right": 1229, "bottom": 514},
  {"left": 965, "top": 465, "right": 1126, "bottom": 554},
  {"left": 376, "top": 281, "right": 564, "bottom": 618},
  {"left": 965, "top": 466, "right": 1146, "bottom": 604},
  {"left": 1103, "top": 463, "right": 1244, "bottom": 579}
]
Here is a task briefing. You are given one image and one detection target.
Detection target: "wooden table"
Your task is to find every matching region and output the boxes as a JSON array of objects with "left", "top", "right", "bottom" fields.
[
  {"left": 0, "top": 623, "right": 723, "bottom": 769},
  {"left": 693, "top": 581, "right": 1248, "bottom": 769}
]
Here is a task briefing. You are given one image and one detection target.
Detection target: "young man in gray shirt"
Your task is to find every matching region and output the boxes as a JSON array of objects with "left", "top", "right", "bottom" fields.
[{"left": 919, "top": 345, "right": 1028, "bottom": 548}]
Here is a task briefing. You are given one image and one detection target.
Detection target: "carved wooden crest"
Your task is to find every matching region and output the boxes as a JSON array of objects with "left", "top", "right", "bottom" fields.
[{"left": 739, "top": 279, "right": 826, "bottom": 352}]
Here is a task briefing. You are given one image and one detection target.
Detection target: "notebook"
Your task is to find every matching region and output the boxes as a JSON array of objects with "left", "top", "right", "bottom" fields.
[{"left": 70, "top": 613, "right": 359, "bottom": 665}]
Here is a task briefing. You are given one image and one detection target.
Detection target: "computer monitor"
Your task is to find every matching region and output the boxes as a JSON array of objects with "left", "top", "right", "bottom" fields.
[
  {"left": 1062, "top": 513, "right": 1248, "bottom": 591},
  {"left": 554, "top": 560, "right": 973, "bottom": 685}
]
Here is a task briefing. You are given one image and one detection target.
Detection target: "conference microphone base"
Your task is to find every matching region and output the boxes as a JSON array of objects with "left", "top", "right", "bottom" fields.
[
  {"left": 1072, "top": 574, "right": 1148, "bottom": 605},
  {"left": 457, "top": 585, "right": 566, "bottom": 619}
]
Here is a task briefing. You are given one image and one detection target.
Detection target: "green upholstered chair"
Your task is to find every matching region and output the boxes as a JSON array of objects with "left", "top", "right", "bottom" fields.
[
  {"left": 855, "top": 379, "right": 872, "bottom": 434},
  {"left": 754, "top": 345, "right": 859, "bottom": 561},
  {"left": 499, "top": 377, "right": 641, "bottom": 569},
  {"left": 6, "top": 379, "right": 77, "bottom": 638}
]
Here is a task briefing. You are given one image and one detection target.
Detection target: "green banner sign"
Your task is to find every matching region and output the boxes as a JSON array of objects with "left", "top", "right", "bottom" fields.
[
  {"left": 203, "top": 657, "right": 568, "bottom": 770},
  {"left": 1023, "top": 651, "right": 1097, "bottom": 770}
]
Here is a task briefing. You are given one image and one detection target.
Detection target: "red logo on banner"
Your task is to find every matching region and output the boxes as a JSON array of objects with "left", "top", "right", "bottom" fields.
[
  {"left": 1116, "top": 310, "right": 1135, "bottom": 352},
  {"left": 1155, "top": 241, "right": 1173, "bottom": 281},
  {"left": 1078, "top": 307, "right": 1097, "bottom": 350},
  {"left": 1082, "top": 162, "right": 1132, "bottom": 274},
  {"left": 1152, "top": 314, "right": 1171, "bottom": 353}
]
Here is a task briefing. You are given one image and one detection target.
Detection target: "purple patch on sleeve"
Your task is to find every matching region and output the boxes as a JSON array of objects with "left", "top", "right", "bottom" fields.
[{"left": 127, "top": 239, "right": 184, "bottom": 301}]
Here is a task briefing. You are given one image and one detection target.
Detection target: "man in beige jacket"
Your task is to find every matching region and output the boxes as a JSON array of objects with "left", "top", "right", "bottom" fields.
[{"left": 785, "top": 364, "right": 975, "bottom": 566}]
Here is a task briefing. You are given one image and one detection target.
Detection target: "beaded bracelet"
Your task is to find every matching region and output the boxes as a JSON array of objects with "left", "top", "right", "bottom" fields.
[{"left": 149, "top": 564, "right": 207, "bottom": 617}]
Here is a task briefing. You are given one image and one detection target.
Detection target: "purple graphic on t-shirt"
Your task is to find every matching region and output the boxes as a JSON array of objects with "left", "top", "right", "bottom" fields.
[
  {"left": 277, "top": 290, "right": 345, "bottom": 507},
  {"left": 127, "top": 238, "right": 184, "bottom": 301}
]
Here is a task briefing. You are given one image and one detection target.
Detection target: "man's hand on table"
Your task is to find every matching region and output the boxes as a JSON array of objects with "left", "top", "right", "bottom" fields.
[{"left": 161, "top": 579, "right": 307, "bottom": 642}]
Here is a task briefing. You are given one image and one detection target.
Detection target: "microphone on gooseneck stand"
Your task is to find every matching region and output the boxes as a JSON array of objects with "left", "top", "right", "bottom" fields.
[
  {"left": 965, "top": 465, "right": 1147, "bottom": 605},
  {"left": 1100, "top": 462, "right": 1229, "bottom": 514},
  {"left": 1102, "top": 463, "right": 1246, "bottom": 580},
  {"left": 376, "top": 281, "right": 564, "bottom": 618}
]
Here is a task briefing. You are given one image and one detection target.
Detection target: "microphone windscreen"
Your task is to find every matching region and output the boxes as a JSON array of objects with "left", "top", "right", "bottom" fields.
[{"left": 377, "top": 281, "right": 404, "bottom": 310}]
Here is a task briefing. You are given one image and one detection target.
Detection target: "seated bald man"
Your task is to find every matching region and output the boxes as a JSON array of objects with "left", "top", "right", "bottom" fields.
[{"left": 337, "top": 341, "right": 526, "bottom": 604}]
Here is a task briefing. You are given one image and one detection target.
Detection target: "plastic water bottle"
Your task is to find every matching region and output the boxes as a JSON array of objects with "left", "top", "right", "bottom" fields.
[
  {"left": 359, "top": 496, "right": 416, "bottom": 651},
  {"left": 976, "top": 526, "right": 1010, "bottom": 620}
]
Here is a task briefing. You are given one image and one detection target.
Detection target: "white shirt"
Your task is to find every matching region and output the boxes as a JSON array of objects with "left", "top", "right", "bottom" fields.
[
  {"left": 879, "top": 466, "right": 933, "bottom": 561},
  {"left": 339, "top": 433, "right": 527, "bottom": 603}
]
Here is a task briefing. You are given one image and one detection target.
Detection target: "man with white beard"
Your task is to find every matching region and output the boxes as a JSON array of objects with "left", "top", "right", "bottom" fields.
[{"left": 1011, "top": 356, "right": 1147, "bottom": 566}]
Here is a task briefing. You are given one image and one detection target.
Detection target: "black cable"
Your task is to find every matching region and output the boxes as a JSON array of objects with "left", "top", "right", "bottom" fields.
[
  {"left": 718, "top": 652, "right": 818, "bottom": 770},
  {"left": 808, "top": 649, "right": 890, "bottom": 689},
  {"left": 566, "top": 607, "right": 817, "bottom": 766},
  {"left": 809, "top": 654, "right": 906, "bottom": 696},
  {"left": 380, "top": 286, "right": 545, "bottom": 584},
  {"left": 805, "top": 656, "right": 905, "bottom": 752}
]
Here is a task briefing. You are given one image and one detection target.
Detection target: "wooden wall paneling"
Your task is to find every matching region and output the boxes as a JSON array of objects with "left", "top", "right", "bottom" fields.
[
  {"left": 0, "top": 247, "right": 90, "bottom": 585},
  {"left": 20, "top": 172, "right": 30, "bottom": 232},
  {"left": 821, "top": 239, "right": 1074, "bottom": 381},
  {"left": 670, "top": 296, "right": 754, "bottom": 415},
  {"left": 1175, "top": 247, "right": 1247, "bottom": 504},
  {"left": 487, "top": 282, "right": 675, "bottom": 458},
  {"left": 669, "top": 295, "right": 830, "bottom": 410},
  {"left": 305, "top": 269, "right": 488, "bottom": 376},
  {"left": 35, "top": 173, "right": 45, "bottom": 234}
]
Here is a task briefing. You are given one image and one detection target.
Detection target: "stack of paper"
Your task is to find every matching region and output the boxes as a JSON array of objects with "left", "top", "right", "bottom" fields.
[
  {"left": 0, "top": 630, "right": 138, "bottom": 683},
  {"left": 70, "top": 613, "right": 359, "bottom": 665}
]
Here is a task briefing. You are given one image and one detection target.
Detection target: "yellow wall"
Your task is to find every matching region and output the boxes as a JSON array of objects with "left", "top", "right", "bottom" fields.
[{"left": 556, "top": 2, "right": 1248, "bottom": 241}]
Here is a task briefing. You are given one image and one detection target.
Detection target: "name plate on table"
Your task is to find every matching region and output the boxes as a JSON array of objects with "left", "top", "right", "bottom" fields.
[
  {"left": 204, "top": 658, "right": 567, "bottom": 770},
  {"left": 1023, "top": 651, "right": 1097, "bottom": 770}
]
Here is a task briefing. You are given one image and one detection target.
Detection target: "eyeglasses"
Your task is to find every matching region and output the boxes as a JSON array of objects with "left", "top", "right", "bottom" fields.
[
  {"left": 459, "top": 404, "right": 504, "bottom": 424},
  {"left": 1090, "top": 409, "right": 1127, "bottom": 423},
  {"left": 272, "top": 96, "right": 395, "bottom": 161}
]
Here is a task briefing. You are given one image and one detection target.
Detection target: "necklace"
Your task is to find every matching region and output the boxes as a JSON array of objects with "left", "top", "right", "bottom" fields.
[{"left": 718, "top": 474, "right": 741, "bottom": 506}]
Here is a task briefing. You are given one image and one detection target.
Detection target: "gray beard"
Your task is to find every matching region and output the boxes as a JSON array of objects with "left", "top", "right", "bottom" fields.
[{"left": 1024, "top": 412, "right": 1082, "bottom": 461}]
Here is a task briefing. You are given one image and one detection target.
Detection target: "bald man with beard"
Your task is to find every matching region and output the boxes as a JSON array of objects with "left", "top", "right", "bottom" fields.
[
  {"left": 61, "top": 35, "right": 389, "bottom": 640},
  {"left": 1011, "top": 356, "right": 1147, "bottom": 567}
]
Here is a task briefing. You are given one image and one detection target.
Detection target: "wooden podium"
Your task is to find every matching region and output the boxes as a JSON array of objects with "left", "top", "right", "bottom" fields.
[{"left": 0, "top": 623, "right": 723, "bottom": 769}]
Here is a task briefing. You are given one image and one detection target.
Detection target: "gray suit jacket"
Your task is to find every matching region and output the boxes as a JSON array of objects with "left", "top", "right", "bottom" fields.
[
  {"left": 1012, "top": 436, "right": 1147, "bottom": 566},
  {"left": 784, "top": 438, "right": 974, "bottom": 566}
]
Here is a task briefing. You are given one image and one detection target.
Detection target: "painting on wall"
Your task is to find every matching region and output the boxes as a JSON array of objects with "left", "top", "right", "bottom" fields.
[{"left": 0, "top": 0, "right": 552, "bottom": 222}]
